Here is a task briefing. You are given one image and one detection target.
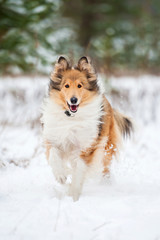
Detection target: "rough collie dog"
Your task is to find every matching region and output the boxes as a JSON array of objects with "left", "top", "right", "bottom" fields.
[{"left": 41, "top": 56, "right": 133, "bottom": 201}]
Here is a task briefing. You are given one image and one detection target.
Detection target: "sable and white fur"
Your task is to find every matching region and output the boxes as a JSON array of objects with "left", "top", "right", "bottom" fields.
[{"left": 41, "top": 56, "right": 133, "bottom": 201}]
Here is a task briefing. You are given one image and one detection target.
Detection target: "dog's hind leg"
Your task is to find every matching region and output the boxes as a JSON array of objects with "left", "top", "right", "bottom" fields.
[{"left": 68, "top": 158, "right": 87, "bottom": 201}]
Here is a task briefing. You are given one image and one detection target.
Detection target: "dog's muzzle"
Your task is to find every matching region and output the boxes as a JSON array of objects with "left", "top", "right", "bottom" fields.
[{"left": 67, "top": 102, "right": 79, "bottom": 113}]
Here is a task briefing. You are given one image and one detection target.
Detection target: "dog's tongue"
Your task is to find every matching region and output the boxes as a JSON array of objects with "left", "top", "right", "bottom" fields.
[{"left": 70, "top": 105, "right": 77, "bottom": 112}]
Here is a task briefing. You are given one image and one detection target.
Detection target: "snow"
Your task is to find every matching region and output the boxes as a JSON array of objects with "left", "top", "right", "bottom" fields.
[{"left": 0, "top": 75, "right": 160, "bottom": 240}]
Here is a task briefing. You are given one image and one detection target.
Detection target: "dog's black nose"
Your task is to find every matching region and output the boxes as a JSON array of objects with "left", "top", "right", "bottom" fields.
[{"left": 70, "top": 97, "right": 78, "bottom": 104}]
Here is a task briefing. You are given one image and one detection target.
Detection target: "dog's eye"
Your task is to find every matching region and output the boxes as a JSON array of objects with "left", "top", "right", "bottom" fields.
[
  {"left": 78, "top": 84, "right": 82, "bottom": 88},
  {"left": 65, "top": 84, "right": 69, "bottom": 88}
]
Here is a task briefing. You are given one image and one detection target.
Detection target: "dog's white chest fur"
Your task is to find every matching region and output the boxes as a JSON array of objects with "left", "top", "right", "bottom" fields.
[{"left": 41, "top": 95, "right": 103, "bottom": 152}]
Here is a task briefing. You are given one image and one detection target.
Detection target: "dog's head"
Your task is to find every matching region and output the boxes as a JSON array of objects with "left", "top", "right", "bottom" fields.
[{"left": 50, "top": 56, "right": 100, "bottom": 114}]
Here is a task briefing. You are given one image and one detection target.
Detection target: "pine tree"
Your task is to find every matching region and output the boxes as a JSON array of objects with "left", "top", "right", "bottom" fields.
[{"left": 0, "top": 0, "right": 58, "bottom": 73}]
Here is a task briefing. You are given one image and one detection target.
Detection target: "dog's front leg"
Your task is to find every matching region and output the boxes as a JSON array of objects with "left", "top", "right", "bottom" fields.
[
  {"left": 68, "top": 158, "right": 87, "bottom": 201},
  {"left": 49, "top": 147, "right": 67, "bottom": 184}
]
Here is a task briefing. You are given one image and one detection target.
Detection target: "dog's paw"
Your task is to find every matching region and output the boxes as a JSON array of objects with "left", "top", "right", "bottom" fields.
[
  {"left": 55, "top": 174, "right": 67, "bottom": 184},
  {"left": 72, "top": 192, "right": 80, "bottom": 202},
  {"left": 51, "top": 166, "right": 67, "bottom": 184},
  {"left": 67, "top": 185, "right": 81, "bottom": 201}
]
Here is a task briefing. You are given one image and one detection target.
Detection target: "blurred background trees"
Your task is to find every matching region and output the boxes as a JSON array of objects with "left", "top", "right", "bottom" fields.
[{"left": 0, "top": 0, "right": 160, "bottom": 75}]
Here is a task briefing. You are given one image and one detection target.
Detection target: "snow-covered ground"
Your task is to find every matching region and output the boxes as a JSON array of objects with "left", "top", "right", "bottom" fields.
[{"left": 0, "top": 75, "right": 160, "bottom": 240}]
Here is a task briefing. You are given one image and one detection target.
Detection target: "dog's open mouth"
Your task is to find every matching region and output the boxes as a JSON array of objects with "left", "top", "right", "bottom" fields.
[{"left": 67, "top": 103, "right": 79, "bottom": 113}]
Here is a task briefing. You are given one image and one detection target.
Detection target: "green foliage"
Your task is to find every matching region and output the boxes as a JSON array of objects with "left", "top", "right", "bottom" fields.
[
  {"left": 0, "top": 0, "right": 59, "bottom": 73},
  {"left": 0, "top": 0, "right": 160, "bottom": 74},
  {"left": 62, "top": 0, "right": 160, "bottom": 73}
]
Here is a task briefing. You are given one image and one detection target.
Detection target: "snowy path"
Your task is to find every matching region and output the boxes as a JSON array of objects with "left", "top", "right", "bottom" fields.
[{"left": 0, "top": 76, "right": 160, "bottom": 240}]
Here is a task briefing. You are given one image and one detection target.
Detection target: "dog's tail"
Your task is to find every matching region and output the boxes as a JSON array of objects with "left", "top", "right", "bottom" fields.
[{"left": 114, "top": 110, "right": 134, "bottom": 138}]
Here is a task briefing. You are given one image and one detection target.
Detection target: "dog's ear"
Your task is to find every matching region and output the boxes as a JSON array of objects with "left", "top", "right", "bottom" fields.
[
  {"left": 53, "top": 56, "right": 71, "bottom": 75},
  {"left": 50, "top": 56, "right": 71, "bottom": 91},
  {"left": 76, "top": 56, "right": 99, "bottom": 91},
  {"left": 77, "top": 56, "right": 96, "bottom": 81},
  {"left": 77, "top": 56, "right": 92, "bottom": 71},
  {"left": 56, "top": 56, "right": 71, "bottom": 72}
]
